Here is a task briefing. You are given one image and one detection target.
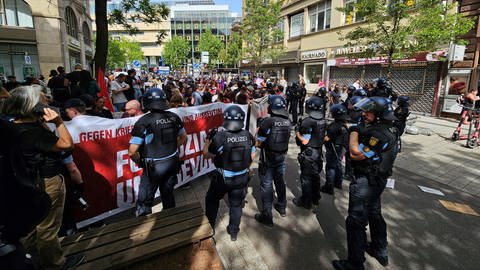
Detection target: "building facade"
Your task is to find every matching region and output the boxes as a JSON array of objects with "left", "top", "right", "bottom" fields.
[
  {"left": 0, "top": 0, "right": 93, "bottom": 82},
  {"left": 252, "top": 0, "right": 451, "bottom": 115}
]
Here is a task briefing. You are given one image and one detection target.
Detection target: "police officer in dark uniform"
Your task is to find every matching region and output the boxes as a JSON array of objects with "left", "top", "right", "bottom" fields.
[
  {"left": 344, "top": 95, "right": 365, "bottom": 182},
  {"left": 369, "top": 77, "right": 398, "bottom": 101},
  {"left": 128, "top": 88, "right": 187, "bottom": 216},
  {"left": 203, "top": 105, "right": 255, "bottom": 241},
  {"left": 294, "top": 96, "right": 326, "bottom": 209},
  {"left": 254, "top": 95, "right": 291, "bottom": 226},
  {"left": 342, "top": 85, "right": 357, "bottom": 108},
  {"left": 321, "top": 104, "right": 349, "bottom": 195},
  {"left": 332, "top": 97, "right": 399, "bottom": 270},
  {"left": 315, "top": 86, "right": 328, "bottom": 116},
  {"left": 298, "top": 83, "right": 307, "bottom": 115},
  {"left": 393, "top": 95, "right": 410, "bottom": 152},
  {"left": 287, "top": 82, "right": 301, "bottom": 125}
]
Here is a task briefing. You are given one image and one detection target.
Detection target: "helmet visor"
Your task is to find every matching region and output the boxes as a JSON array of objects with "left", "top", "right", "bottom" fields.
[{"left": 353, "top": 98, "right": 375, "bottom": 112}]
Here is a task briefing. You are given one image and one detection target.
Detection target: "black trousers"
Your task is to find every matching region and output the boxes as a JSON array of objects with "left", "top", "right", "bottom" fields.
[{"left": 297, "top": 147, "right": 323, "bottom": 206}]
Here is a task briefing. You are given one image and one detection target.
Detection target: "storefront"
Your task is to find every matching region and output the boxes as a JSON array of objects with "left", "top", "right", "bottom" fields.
[
  {"left": 0, "top": 42, "right": 40, "bottom": 82},
  {"left": 301, "top": 49, "right": 327, "bottom": 93}
]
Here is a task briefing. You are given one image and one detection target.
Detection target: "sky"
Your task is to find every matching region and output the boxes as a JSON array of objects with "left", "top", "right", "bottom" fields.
[{"left": 216, "top": 0, "right": 242, "bottom": 14}]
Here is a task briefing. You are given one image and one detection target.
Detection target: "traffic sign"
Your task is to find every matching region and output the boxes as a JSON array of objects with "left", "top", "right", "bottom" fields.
[
  {"left": 201, "top": 51, "right": 209, "bottom": 64},
  {"left": 24, "top": 55, "right": 31, "bottom": 65},
  {"left": 132, "top": 60, "right": 141, "bottom": 68},
  {"left": 193, "top": 63, "right": 200, "bottom": 70}
]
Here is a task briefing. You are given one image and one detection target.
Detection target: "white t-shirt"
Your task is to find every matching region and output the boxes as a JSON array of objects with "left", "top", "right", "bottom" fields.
[{"left": 110, "top": 80, "right": 128, "bottom": 104}]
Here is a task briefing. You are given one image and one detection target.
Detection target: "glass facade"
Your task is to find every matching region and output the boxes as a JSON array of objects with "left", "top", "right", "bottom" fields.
[
  {"left": 0, "top": 0, "right": 33, "bottom": 27},
  {"left": 0, "top": 43, "right": 40, "bottom": 82},
  {"left": 289, "top": 12, "right": 304, "bottom": 38}
]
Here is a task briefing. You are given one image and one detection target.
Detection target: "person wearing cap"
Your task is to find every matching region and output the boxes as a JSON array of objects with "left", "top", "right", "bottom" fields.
[
  {"left": 128, "top": 88, "right": 187, "bottom": 216},
  {"left": 203, "top": 104, "right": 255, "bottom": 241},
  {"left": 293, "top": 96, "right": 327, "bottom": 210},
  {"left": 254, "top": 95, "right": 291, "bottom": 226},
  {"left": 333, "top": 97, "right": 399, "bottom": 270}
]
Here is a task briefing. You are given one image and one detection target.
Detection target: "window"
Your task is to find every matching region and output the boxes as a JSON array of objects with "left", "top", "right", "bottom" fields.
[
  {"left": 65, "top": 7, "right": 78, "bottom": 38},
  {"left": 82, "top": 22, "right": 91, "bottom": 45},
  {"left": 275, "top": 20, "right": 284, "bottom": 42},
  {"left": 0, "top": 0, "right": 33, "bottom": 27},
  {"left": 309, "top": 1, "right": 331, "bottom": 33},
  {"left": 289, "top": 12, "right": 304, "bottom": 38},
  {"left": 344, "top": 0, "right": 363, "bottom": 25},
  {"left": 304, "top": 63, "right": 324, "bottom": 84}
]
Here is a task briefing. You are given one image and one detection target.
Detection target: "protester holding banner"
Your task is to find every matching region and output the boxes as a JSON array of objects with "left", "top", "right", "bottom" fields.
[
  {"left": 203, "top": 105, "right": 256, "bottom": 241},
  {"left": 128, "top": 88, "right": 187, "bottom": 216}
]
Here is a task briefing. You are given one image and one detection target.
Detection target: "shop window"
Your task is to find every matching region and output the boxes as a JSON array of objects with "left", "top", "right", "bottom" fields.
[
  {"left": 1, "top": 0, "right": 33, "bottom": 27},
  {"left": 309, "top": 1, "right": 331, "bottom": 33},
  {"left": 344, "top": 0, "right": 364, "bottom": 25},
  {"left": 66, "top": 7, "right": 78, "bottom": 39},
  {"left": 82, "top": 22, "right": 91, "bottom": 45},
  {"left": 289, "top": 12, "right": 304, "bottom": 38},
  {"left": 304, "top": 63, "right": 324, "bottom": 84}
]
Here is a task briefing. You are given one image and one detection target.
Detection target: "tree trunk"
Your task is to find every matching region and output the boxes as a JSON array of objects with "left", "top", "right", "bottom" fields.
[
  {"left": 94, "top": 0, "right": 108, "bottom": 78},
  {"left": 386, "top": 47, "right": 395, "bottom": 81}
]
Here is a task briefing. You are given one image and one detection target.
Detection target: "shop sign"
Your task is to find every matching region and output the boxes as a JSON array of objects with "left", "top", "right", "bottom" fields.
[
  {"left": 300, "top": 49, "right": 327, "bottom": 61},
  {"left": 333, "top": 45, "right": 369, "bottom": 56},
  {"left": 328, "top": 52, "right": 440, "bottom": 66},
  {"left": 69, "top": 36, "right": 80, "bottom": 47}
]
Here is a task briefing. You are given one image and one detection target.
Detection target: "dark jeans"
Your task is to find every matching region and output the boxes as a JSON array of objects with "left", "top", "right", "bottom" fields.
[
  {"left": 325, "top": 145, "right": 345, "bottom": 188},
  {"left": 346, "top": 175, "right": 387, "bottom": 265},
  {"left": 137, "top": 156, "right": 178, "bottom": 215},
  {"left": 259, "top": 163, "right": 287, "bottom": 217},
  {"left": 299, "top": 99, "right": 305, "bottom": 115},
  {"left": 298, "top": 147, "right": 323, "bottom": 206},
  {"left": 205, "top": 170, "right": 248, "bottom": 235},
  {"left": 290, "top": 100, "right": 298, "bottom": 124}
]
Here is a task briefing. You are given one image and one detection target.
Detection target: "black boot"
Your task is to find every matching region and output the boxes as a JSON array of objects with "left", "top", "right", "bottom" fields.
[
  {"left": 321, "top": 184, "right": 334, "bottom": 194},
  {"left": 255, "top": 213, "right": 273, "bottom": 227},
  {"left": 226, "top": 226, "right": 237, "bottom": 241},
  {"left": 274, "top": 203, "right": 286, "bottom": 217},
  {"left": 366, "top": 242, "right": 389, "bottom": 266},
  {"left": 332, "top": 259, "right": 364, "bottom": 270},
  {"left": 293, "top": 198, "right": 311, "bottom": 209}
]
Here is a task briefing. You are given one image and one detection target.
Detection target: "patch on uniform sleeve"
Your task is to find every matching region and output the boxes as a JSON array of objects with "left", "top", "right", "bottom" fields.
[{"left": 369, "top": 136, "right": 379, "bottom": 147}]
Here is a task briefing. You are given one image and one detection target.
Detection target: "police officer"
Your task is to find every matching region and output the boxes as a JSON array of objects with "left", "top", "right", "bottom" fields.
[
  {"left": 254, "top": 95, "right": 291, "bottom": 226},
  {"left": 315, "top": 86, "right": 329, "bottom": 116},
  {"left": 332, "top": 97, "right": 399, "bottom": 270},
  {"left": 394, "top": 95, "right": 410, "bottom": 152},
  {"left": 128, "top": 88, "right": 187, "bottom": 216},
  {"left": 342, "top": 85, "right": 358, "bottom": 108},
  {"left": 294, "top": 96, "right": 326, "bottom": 209},
  {"left": 344, "top": 95, "right": 365, "bottom": 182},
  {"left": 287, "top": 82, "right": 301, "bottom": 125},
  {"left": 321, "top": 104, "right": 349, "bottom": 195},
  {"left": 369, "top": 77, "right": 398, "bottom": 101},
  {"left": 203, "top": 105, "right": 255, "bottom": 241},
  {"left": 298, "top": 82, "right": 307, "bottom": 115}
]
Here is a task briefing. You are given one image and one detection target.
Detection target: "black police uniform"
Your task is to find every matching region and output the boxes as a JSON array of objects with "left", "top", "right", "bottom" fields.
[
  {"left": 288, "top": 85, "right": 300, "bottom": 124},
  {"left": 295, "top": 109, "right": 326, "bottom": 208},
  {"left": 130, "top": 111, "right": 184, "bottom": 213},
  {"left": 299, "top": 85, "right": 307, "bottom": 115},
  {"left": 256, "top": 114, "right": 291, "bottom": 223},
  {"left": 322, "top": 120, "right": 349, "bottom": 194},
  {"left": 205, "top": 128, "right": 255, "bottom": 239}
]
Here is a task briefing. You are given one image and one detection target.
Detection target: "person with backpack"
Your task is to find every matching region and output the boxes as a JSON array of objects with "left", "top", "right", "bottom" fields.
[{"left": 47, "top": 66, "right": 70, "bottom": 106}]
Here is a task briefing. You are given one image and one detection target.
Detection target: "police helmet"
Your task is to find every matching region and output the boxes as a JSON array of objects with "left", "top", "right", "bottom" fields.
[
  {"left": 349, "top": 96, "right": 364, "bottom": 108},
  {"left": 223, "top": 104, "right": 245, "bottom": 132},
  {"left": 142, "top": 88, "right": 169, "bottom": 111},
  {"left": 291, "top": 81, "right": 299, "bottom": 89},
  {"left": 305, "top": 96, "right": 325, "bottom": 119},
  {"left": 330, "top": 104, "right": 350, "bottom": 120},
  {"left": 374, "top": 77, "right": 388, "bottom": 88},
  {"left": 354, "top": 97, "right": 397, "bottom": 121},
  {"left": 347, "top": 85, "right": 356, "bottom": 93},
  {"left": 397, "top": 95, "right": 410, "bottom": 107},
  {"left": 353, "top": 88, "right": 368, "bottom": 97},
  {"left": 317, "top": 86, "right": 327, "bottom": 96},
  {"left": 268, "top": 95, "right": 288, "bottom": 118}
]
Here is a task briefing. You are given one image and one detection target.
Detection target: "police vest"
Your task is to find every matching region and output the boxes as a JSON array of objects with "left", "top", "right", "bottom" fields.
[
  {"left": 264, "top": 116, "right": 291, "bottom": 153},
  {"left": 214, "top": 130, "right": 253, "bottom": 172},
  {"left": 142, "top": 112, "right": 180, "bottom": 159},
  {"left": 305, "top": 117, "right": 326, "bottom": 148},
  {"left": 330, "top": 121, "right": 349, "bottom": 146}
]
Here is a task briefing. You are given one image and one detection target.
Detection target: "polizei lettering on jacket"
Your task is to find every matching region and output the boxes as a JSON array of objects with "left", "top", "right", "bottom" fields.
[
  {"left": 155, "top": 117, "right": 174, "bottom": 125},
  {"left": 274, "top": 120, "right": 290, "bottom": 127},
  {"left": 227, "top": 136, "right": 248, "bottom": 143}
]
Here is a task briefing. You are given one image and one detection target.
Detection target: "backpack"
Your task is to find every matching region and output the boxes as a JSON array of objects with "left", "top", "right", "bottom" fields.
[{"left": 0, "top": 119, "right": 51, "bottom": 243}]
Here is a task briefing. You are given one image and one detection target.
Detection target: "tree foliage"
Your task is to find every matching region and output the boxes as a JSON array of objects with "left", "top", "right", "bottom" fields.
[
  {"left": 94, "top": 0, "right": 169, "bottom": 74},
  {"left": 241, "top": 0, "right": 285, "bottom": 71},
  {"left": 163, "top": 36, "right": 190, "bottom": 70},
  {"left": 107, "top": 36, "right": 144, "bottom": 69},
  {"left": 197, "top": 29, "right": 224, "bottom": 65},
  {"left": 337, "top": 0, "right": 475, "bottom": 78},
  {"left": 220, "top": 32, "right": 242, "bottom": 67}
]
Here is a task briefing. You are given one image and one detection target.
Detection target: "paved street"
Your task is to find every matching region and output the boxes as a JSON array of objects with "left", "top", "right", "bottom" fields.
[{"left": 107, "top": 114, "right": 480, "bottom": 270}]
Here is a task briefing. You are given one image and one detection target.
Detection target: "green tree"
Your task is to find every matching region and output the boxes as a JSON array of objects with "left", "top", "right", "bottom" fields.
[
  {"left": 220, "top": 32, "right": 242, "bottom": 68},
  {"left": 241, "top": 0, "right": 285, "bottom": 72},
  {"left": 94, "top": 0, "right": 169, "bottom": 74},
  {"left": 106, "top": 36, "right": 144, "bottom": 69},
  {"left": 197, "top": 29, "right": 224, "bottom": 66},
  {"left": 163, "top": 36, "right": 190, "bottom": 70},
  {"left": 337, "top": 0, "right": 475, "bottom": 79}
]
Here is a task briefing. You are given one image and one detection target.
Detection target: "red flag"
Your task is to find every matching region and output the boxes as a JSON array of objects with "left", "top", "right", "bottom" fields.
[{"left": 97, "top": 68, "right": 114, "bottom": 112}]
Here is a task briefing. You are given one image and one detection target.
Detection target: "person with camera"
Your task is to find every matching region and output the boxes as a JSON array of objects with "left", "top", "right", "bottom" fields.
[
  {"left": 203, "top": 105, "right": 255, "bottom": 241},
  {"left": 254, "top": 96, "right": 291, "bottom": 226},
  {"left": 332, "top": 97, "right": 399, "bottom": 270},
  {"left": 1, "top": 85, "right": 84, "bottom": 269},
  {"left": 128, "top": 88, "right": 187, "bottom": 216},
  {"left": 294, "top": 96, "right": 326, "bottom": 210}
]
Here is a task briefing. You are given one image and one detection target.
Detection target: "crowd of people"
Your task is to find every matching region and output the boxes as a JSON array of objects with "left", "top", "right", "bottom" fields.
[{"left": 1, "top": 63, "right": 412, "bottom": 270}]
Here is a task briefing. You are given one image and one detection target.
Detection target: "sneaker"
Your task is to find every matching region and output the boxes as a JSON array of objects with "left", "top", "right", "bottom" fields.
[
  {"left": 62, "top": 253, "right": 85, "bottom": 270},
  {"left": 320, "top": 185, "right": 334, "bottom": 194},
  {"left": 226, "top": 226, "right": 237, "bottom": 241},
  {"left": 254, "top": 213, "right": 273, "bottom": 227},
  {"left": 293, "top": 198, "right": 312, "bottom": 210},
  {"left": 274, "top": 203, "right": 286, "bottom": 217},
  {"left": 366, "top": 243, "right": 389, "bottom": 266},
  {"left": 332, "top": 259, "right": 364, "bottom": 270}
]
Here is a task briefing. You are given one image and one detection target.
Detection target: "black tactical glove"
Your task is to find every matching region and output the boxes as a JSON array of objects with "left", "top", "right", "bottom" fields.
[{"left": 207, "top": 128, "right": 218, "bottom": 140}]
